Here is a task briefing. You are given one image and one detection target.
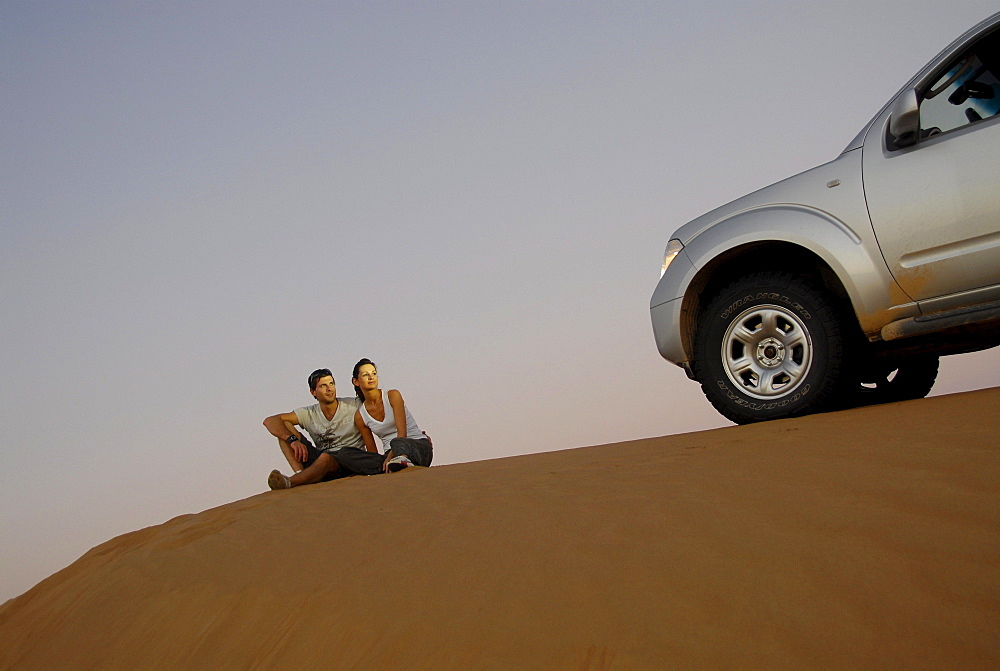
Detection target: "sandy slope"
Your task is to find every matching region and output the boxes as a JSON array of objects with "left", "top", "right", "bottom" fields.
[{"left": 2, "top": 388, "right": 998, "bottom": 669}]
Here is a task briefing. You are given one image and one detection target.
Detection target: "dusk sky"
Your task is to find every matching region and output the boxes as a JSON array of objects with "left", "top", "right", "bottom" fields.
[{"left": 3, "top": 2, "right": 999, "bottom": 602}]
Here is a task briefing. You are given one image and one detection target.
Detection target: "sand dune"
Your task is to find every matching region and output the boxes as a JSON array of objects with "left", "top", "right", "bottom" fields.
[{"left": 2, "top": 388, "right": 999, "bottom": 669}]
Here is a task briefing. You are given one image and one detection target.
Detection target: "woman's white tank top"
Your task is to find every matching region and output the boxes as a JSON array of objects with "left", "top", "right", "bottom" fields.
[{"left": 359, "top": 390, "right": 422, "bottom": 453}]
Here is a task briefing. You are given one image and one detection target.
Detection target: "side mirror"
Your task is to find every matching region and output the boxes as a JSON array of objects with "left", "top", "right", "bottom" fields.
[{"left": 887, "top": 89, "right": 920, "bottom": 148}]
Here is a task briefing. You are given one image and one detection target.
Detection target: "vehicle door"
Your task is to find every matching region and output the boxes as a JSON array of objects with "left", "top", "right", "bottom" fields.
[{"left": 862, "top": 25, "right": 1000, "bottom": 308}]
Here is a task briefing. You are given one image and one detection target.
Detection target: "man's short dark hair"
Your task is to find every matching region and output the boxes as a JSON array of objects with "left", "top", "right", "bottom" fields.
[{"left": 308, "top": 368, "right": 334, "bottom": 391}]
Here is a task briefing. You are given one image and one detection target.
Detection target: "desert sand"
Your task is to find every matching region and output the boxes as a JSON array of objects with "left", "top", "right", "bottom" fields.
[{"left": 1, "top": 388, "right": 998, "bottom": 669}]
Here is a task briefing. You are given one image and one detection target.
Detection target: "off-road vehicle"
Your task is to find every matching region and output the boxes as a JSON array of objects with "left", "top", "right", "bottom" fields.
[{"left": 650, "top": 12, "right": 1000, "bottom": 424}]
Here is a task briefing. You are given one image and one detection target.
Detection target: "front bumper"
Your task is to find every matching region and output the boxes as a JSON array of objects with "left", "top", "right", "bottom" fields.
[{"left": 650, "top": 251, "right": 696, "bottom": 371}]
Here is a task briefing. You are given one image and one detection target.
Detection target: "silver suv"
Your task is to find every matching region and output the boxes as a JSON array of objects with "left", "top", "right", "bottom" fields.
[{"left": 650, "top": 12, "right": 1000, "bottom": 425}]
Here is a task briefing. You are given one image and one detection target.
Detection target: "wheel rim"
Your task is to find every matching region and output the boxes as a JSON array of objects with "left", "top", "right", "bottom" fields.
[{"left": 721, "top": 304, "right": 813, "bottom": 399}]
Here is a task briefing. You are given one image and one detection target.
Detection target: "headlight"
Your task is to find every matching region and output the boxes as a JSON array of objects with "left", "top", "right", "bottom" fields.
[{"left": 660, "top": 238, "right": 684, "bottom": 278}]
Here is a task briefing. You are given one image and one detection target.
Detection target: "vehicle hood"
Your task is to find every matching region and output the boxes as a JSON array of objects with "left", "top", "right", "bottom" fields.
[{"left": 669, "top": 150, "right": 858, "bottom": 246}]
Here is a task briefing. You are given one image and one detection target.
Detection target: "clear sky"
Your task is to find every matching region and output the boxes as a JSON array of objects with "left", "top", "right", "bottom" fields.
[{"left": 3, "top": 2, "right": 999, "bottom": 603}]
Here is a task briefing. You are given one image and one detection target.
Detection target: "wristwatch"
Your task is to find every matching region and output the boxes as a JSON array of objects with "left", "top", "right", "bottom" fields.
[{"left": 284, "top": 435, "right": 300, "bottom": 445}]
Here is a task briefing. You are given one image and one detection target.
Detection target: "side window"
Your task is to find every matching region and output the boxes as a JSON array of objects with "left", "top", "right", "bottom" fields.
[{"left": 919, "top": 28, "right": 1000, "bottom": 137}]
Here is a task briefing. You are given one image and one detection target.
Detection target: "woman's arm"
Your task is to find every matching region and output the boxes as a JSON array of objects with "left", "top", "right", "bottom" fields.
[
  {"left": 388, "top": 389, "right": 407, "bottom": 439},
  {"left": 355, "top": 409, "right": 379, "bottom": 453}
]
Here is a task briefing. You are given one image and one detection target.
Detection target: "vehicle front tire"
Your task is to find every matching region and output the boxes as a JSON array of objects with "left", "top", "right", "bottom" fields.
[{"left": 693, "top": 272, "right": 851, "bottom": 424}]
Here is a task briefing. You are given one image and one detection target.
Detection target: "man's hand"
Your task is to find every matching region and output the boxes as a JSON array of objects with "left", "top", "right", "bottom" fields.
[{"left": 289, "top": 437, "right": 309, "bottom": 463}]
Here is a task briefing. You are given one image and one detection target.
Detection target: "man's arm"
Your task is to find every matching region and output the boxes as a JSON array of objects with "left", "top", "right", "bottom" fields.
[{"left": 263, "top": 412, "right": 309, "bottom": 464}]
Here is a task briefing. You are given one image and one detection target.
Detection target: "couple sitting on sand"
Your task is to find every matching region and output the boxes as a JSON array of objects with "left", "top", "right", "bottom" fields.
[{"left": 262, "top": 358, "right": 433, "bottom": 490}]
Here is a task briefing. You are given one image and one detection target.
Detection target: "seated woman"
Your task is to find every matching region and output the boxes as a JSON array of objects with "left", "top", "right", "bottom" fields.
[{"left": 352, "top": 358, "right": 433, "bottom": 472}]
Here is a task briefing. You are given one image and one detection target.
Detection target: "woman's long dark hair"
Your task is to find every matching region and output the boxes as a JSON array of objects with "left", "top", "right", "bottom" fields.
[{"left": 352, "top": 358, "right": 376, "bottom": 401}]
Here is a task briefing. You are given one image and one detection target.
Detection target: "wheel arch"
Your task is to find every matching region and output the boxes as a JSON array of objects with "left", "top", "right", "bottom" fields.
[
  {"left": 673, "top": 204, "right": 917, "bottom": 363},
  {"left": 678, "top": 241, "right": 855, "bottom": 364}
]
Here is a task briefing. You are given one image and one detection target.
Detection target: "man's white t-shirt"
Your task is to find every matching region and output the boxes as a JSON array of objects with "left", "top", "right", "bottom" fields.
[{"left": 294, "top": 397, "right": 364, "bottom": 452}]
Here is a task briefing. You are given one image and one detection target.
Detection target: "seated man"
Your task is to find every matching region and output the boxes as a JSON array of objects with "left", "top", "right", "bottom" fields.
[{"left": 263, "top": 368, "right": 384, "bottom": 490}]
